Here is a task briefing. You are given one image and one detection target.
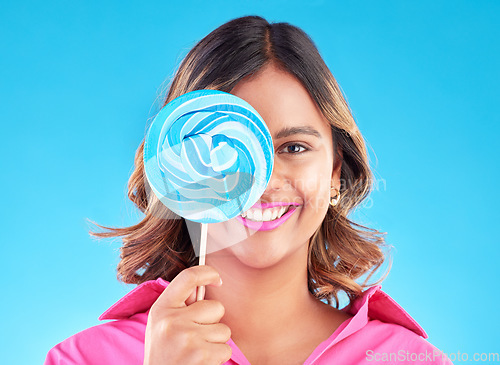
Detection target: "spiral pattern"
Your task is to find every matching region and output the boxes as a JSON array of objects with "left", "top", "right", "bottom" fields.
[{"left": 143, "top": 90, "right": 274, "bottom": 223}]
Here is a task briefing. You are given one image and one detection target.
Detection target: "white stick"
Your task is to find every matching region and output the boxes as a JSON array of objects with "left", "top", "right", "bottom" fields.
[{"left": 196, "top": 222, "right": 207, "bottom": 301}]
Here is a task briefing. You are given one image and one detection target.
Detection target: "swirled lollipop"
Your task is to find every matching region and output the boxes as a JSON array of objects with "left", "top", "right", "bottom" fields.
[
  {"left": 143, "top": 89, "right": 274, "bottom": 299},
  {"left": 144, "top": 89, "right": 274, "bottom": 222}
]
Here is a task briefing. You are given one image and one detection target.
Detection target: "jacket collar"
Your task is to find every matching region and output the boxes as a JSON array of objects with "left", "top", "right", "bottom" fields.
[{"left": 100, "top": 278, "right": 427, "bottom": 341}]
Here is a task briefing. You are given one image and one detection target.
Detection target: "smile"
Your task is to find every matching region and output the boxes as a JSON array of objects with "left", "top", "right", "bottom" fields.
[{"left": 236, "top": 202, "right": 300, "bottom": 231}]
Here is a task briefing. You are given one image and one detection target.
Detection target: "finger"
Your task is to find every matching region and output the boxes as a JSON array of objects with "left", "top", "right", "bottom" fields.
[
  {"left": 188, "top": 342, "right": 232, "bottom": 365},
  {"left": 211, "top": 343, "right": 232, "bottom": 365},
  {"left": 157, "top": 265, "right": 222, "bottom": 308},
  {"left": 185, "top": 299, "right": 226, "bottom": 324},
  {"left": 185, "top": 287, "right": 197, "bottom": 306},
  {"left": 199, "top": 323, "right": 231, "bottom": 344}
]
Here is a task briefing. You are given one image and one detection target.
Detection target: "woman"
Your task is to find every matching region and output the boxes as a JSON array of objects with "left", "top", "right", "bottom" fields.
[{"left": 46, "top": 15, "right": 452, "bottom": 365}]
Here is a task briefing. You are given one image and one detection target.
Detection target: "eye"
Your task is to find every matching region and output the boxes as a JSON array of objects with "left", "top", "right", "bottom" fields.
[{"left": 279, "top": 143, "right": 308, "bottom": 154}]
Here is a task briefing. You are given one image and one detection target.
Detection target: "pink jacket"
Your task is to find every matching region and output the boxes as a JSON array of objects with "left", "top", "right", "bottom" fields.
[{"left": 45, "top": 278, "right": 453, "bottom": 364}]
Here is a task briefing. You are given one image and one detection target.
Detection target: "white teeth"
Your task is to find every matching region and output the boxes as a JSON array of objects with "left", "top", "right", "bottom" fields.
[
  {"left": 241, "top": 205, "right": 291, "bottom": 222},
  {"left": 262, "top": 209, "right": 272, "bottom": 221}
]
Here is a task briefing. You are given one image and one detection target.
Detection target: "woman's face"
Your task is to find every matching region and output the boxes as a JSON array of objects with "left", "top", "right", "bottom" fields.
[{"left": 206, "top": 63, "right": 342, "bottom": 268}]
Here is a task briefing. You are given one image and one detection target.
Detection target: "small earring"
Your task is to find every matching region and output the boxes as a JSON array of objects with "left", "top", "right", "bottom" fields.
[{"left": 330, "top": 187, "right": 341, "bottom": 207}]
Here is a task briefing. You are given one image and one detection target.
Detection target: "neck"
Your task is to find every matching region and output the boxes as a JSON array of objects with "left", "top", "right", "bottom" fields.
[{"left": 204, "top": 242, "right": 318, "bottom": 345}]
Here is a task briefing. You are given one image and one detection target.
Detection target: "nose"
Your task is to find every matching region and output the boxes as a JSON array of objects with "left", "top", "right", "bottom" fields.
[{"left": 261, "top": 159, "right": 291, "bottom": 196}]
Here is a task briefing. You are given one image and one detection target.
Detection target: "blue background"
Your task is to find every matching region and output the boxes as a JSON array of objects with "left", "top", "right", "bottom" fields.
[{"left": 1, "top": 1, "right": 498, "bottom": 364}]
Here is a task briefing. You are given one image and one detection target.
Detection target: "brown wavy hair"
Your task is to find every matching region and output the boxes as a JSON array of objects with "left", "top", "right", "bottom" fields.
[{"left": 89, "top": 15, "right": 390, "bottom": 308}]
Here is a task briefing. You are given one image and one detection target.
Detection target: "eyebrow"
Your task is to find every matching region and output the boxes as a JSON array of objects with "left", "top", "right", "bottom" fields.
[{"left": 274, "top": 126, "right": 322, "bottom": 140}]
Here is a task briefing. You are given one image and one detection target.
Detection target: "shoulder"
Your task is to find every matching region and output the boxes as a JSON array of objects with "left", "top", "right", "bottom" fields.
[
  {"left": 362, "top": 320, "right": 452, "bottom": 364},
  {"left": 44, "top": 312, "right": 148, "bottom": 365},
  {"left": 322, "top": 285, "right": 454, "bottom": 364}
]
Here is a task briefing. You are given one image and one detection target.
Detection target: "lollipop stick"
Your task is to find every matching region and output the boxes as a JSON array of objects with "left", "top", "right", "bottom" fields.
[{"left": 196, "top": 222, "right": 207, "bottom": 301}]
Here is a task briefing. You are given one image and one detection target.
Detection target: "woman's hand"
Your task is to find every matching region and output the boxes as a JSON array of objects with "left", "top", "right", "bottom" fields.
[{"left": 143, "top": 265, "right": 232, "bottom": 365}]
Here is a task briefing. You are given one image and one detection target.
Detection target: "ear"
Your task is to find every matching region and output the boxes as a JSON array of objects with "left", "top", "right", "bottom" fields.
[{"left": 331, "top": 146, "right": 343, "bottom": 193}]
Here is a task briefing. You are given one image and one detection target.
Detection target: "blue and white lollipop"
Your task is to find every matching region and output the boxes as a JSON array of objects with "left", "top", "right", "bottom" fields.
[
  {"left": 143, "top": 90, "right": 274, "bottom": 299},
  {"left": 143, "top": 89, "right": 274, "bottom": 223}
]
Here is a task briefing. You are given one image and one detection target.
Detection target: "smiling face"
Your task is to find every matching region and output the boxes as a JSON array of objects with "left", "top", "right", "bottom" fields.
[{"left": 206, "top": 63, "right": 342, "bottom": 268}]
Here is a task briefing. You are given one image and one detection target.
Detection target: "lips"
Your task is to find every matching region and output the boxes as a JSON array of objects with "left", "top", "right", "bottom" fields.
[{"left": 236, "top": 205, "right": 299, "bottom": 231}]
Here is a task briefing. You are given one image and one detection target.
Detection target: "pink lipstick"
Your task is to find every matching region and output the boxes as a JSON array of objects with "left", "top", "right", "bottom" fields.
[{"left": 236, "top": 203, "right": 300, "bottom": 231}]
